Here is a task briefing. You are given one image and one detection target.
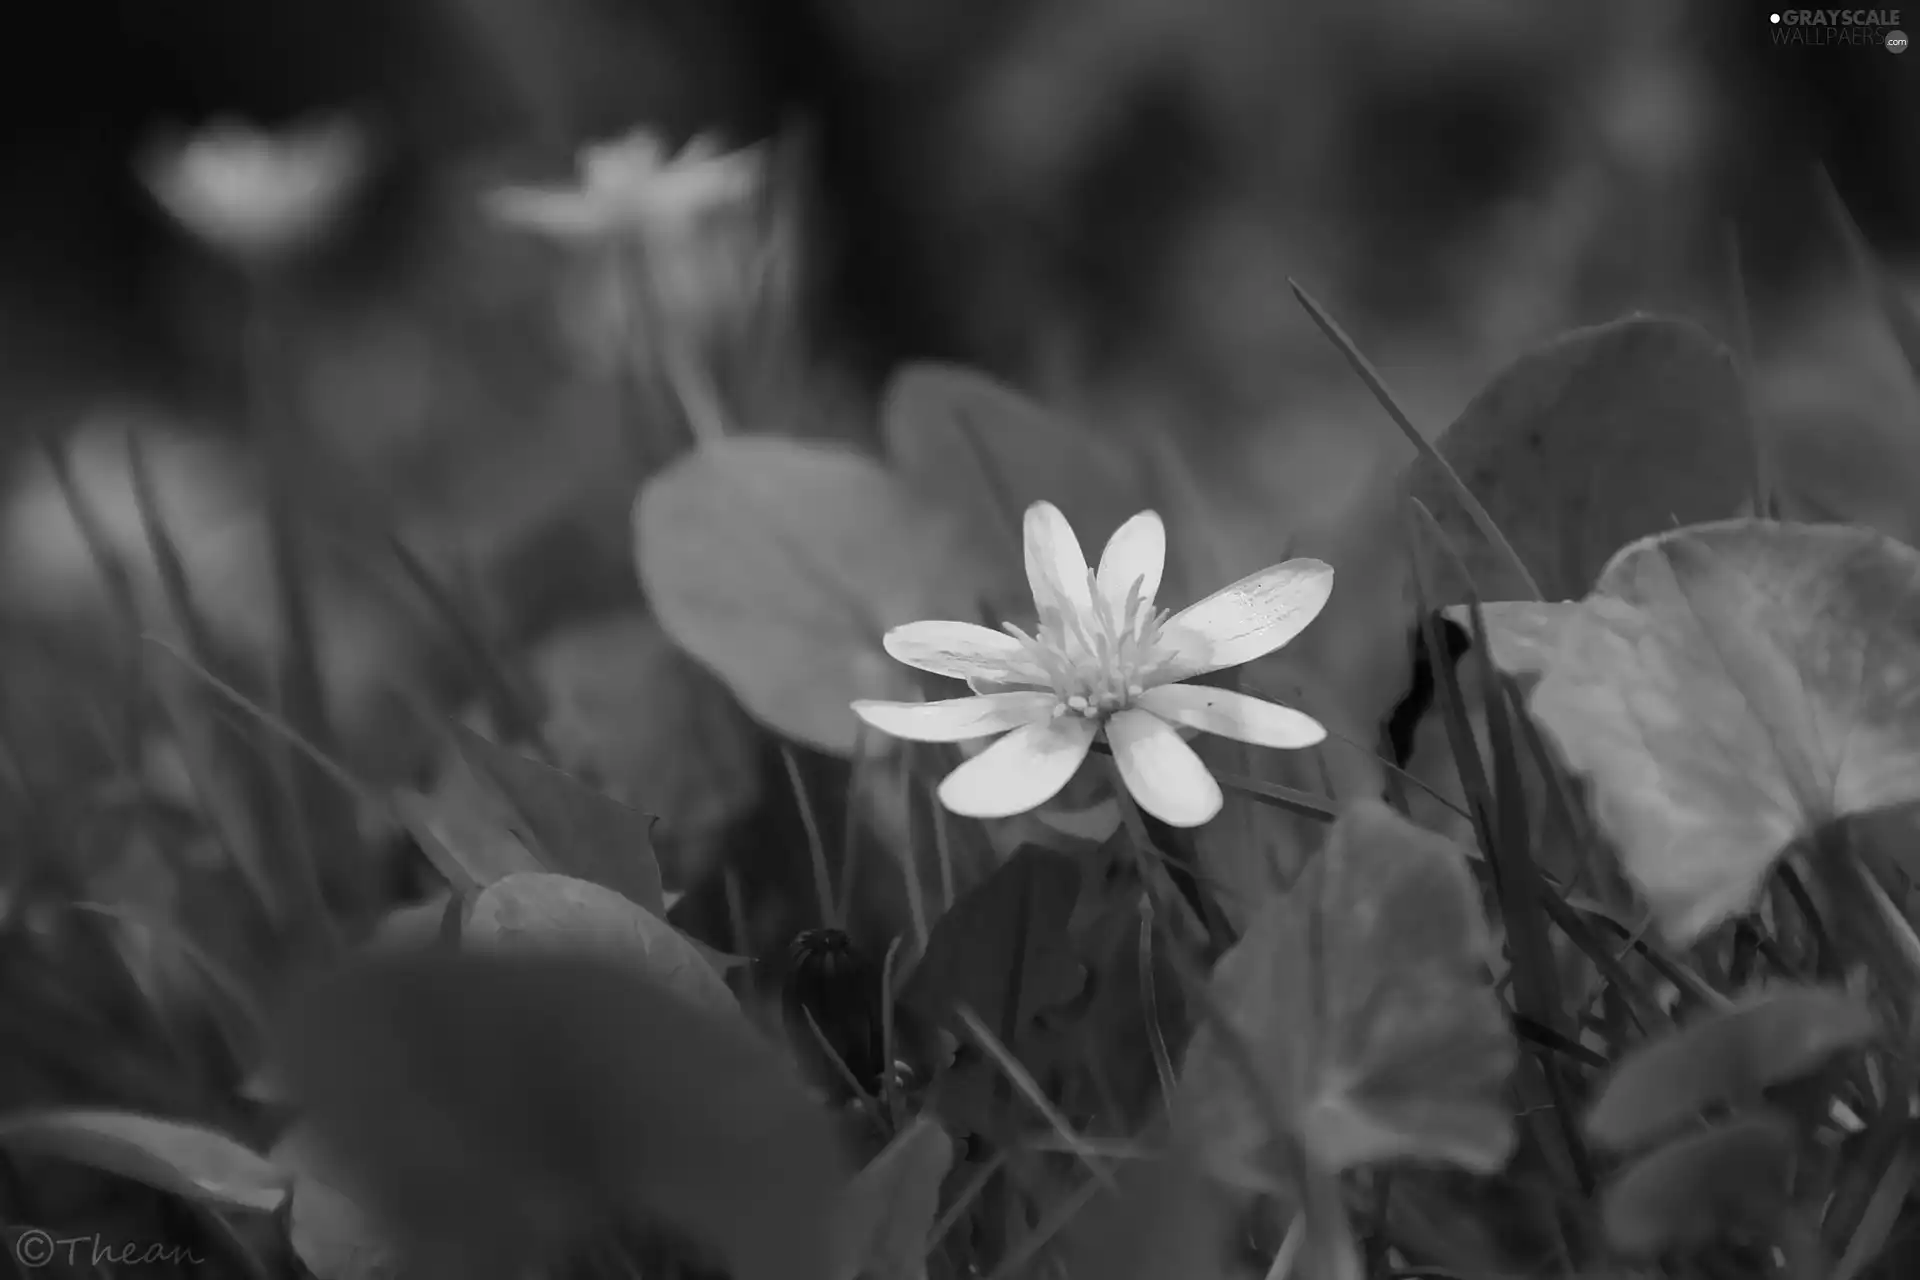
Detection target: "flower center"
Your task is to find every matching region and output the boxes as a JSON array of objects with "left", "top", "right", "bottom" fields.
[{"left": 1002, "top": 570, "right": 1173, "bottom": 720}]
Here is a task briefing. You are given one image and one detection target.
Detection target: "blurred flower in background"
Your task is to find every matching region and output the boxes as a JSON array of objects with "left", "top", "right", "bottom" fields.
[
  {"left": 138, "top": 113, "right": 369, "bottom": 263},
  {"left": 488, "top": 127, "right": 763, "bottom": 238},
  {"left": 487, "top": 125, "right": 809, "bottom": 445}
]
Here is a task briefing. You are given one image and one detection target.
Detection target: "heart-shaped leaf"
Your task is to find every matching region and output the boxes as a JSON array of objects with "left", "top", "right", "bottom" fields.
[
  {"left": 529, "top": 611, "right": 763, "bottom": 856},
  {"left": 1469, "top": 519, "right": 1920, "bottom": 945},
  {"left": 830, "top": 1116, "right": 954, "bottom": 1280},
  {"left": 1588, "top": 985, "right": 1878, "bottom": 1151},
  {"left": 447, "top": 721, "right": 666, "bottom": 915},
  {"left": 881, "top": 363, "right": 1147, "bottom": 595},
  {"left": 1600, "top": 1112, "right": 1798, "bottom": 1257},
  {"left": 466, "top": 871, "right": 736, "bottom": 1013},
  {"left": 1182, "top": 799, "right": 1516, "bottom": 1190},
  {"left": 898, "top": 847, "right": 1085, "bottom": 1039},
  {"left": 635, "top": 436, "right": 1011, "bottom": 756},
  {"left": 0, "top": 1109, "right": 287, "bottom": 1212},
  {"left": 269, "top": 947, "right": 847, "bottom": 1280},
  {"left": 1412, "top": 316, "right": 1753, "bottom": 602}
]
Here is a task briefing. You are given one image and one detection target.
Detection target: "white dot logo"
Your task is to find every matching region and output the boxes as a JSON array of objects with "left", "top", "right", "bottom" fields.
[{"left": 1770, "top": 11, "right": 1782, "bottom": 21}]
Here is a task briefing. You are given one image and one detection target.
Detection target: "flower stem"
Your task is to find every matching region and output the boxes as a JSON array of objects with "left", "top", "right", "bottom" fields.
[{"left": 1108, "top": 758, "right": 1212, "bottom": 950}]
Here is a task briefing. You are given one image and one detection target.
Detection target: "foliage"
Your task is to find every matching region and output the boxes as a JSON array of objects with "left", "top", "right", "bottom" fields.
[{"left": 14, "top": 127, "right": 1920, "bottom": 1280}]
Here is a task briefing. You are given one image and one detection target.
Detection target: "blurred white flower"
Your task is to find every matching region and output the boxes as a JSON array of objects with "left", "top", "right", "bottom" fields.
[
  {"left": 491, "top": 126, "right": 795, "bottom": 414},
  {"left": 487, "top": 128, "right": 764, "bottom": 239},
  {"left": 140, "top": 114, "right": 367, "bottom": 261},
  {"left": 853, "top": 501, "right": 1333, "bottom": 828}
]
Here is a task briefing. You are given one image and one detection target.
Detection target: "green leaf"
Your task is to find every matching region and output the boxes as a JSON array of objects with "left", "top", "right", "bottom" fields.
[
  {"left": 466, "top": 871, "right": 737, "bottom": 1014},
  {"left": 1599, "top": 1112, "right": 1798, "bottom": 1257},
  {"left": 529, "top": 611, "right": 763, "bottom": 856},
  {"left": 1182, "top": 799, "right": 1516, "bottom": 1189},
  {"left": 635, "top": 436, "right": 1011, "bottom": 756},
  {"left": 0, "top": 1109, "right": 287, "bottom": 1212},
  {"left": 1467, "top": 519, "right": 1920, "bottom": 946},
  {"left": 448, "top": 720, "right": 667, "bottom": 915},
  {"left": 830, "top": 1116, "right": 954, "bottom": 1280},
  {"left": 1412, "top": 316, "right": 1753, "bottom": 602},
  {"left": 898, "top": 847, "right": 1085, "bottom": 1039},
  {"left": 268, "top": 947, "right": 848, "bottom": 1280},
  {"left": 1587, "top": 985, "right": 1878, "bottom": 1152},
  {"left": 881, "top": 363, "right": 1147, "bottom": 597}
]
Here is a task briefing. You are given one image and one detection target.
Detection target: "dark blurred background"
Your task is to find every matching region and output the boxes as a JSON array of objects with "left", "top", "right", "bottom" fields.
[{"left": 2, "top": 0, "right": 1916, "bottom": 432}]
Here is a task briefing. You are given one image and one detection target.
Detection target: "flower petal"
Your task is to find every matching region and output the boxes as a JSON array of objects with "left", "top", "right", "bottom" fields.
[
  {"left": 936, "top": 716, "right": 1098, "bottom": 819},
  {"left": 1106, "top": 709, "right": 1224, "bottom": 827},
  {"left": 1134, "top": 684, "right": 1327, "bottom": 750},
  {"left": 851, "top": 692, "right": 1056, "bottom": 743},
  {"left": 1159, "top": 558, "right": 1334, "bottom": 679},
  {"left": 967, "top": 673, "right": 1049, "bottom": 695},
  {"left": 882, "top": 620, "right": 1044, "bottom": 683},
  {"left": 485, "top": 186, "right": 622, "bottom": 237},
  {"left": 1095, "top": 510, "right": 1166, "bottom": 617},
  {"left": 1023, "top": 501, "right": 1094, "bottom": 622}
]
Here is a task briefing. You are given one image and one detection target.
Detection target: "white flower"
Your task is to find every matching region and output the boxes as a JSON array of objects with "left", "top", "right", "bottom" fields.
[
  {"left": 141, "top": 114, "right": 366, "bottom": 261},
  {"left": 486, "top": 128, "right": 763, "bottom": 239},
  {"left": 491, "top": 127, "right": 790, "bottom": 382},
  {"left": 852, "top": 501, "right": 1333, "bottom": 827}
]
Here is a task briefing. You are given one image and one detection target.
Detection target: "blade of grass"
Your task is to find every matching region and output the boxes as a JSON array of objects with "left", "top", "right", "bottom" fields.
[
  {"left": 1461, "top": 595, "right": 1595, "bottom": 1196},
  {"left": 1720, "top": 224, "right": 1773, "bottom": 517},
  {"left": 1209, "top": 772, "right": 1340, "bottom": 823},
  {"left": 1462, "top": 594, "right": 1566, "bottom": 1027},
  {"left": 800, "top": 1006, "right": 888, "bottom": 1137},
  {"left": 879, "top": 935, "right": 905, "bottom": 1129},
  {"left": 723, "top": 865, "right": 750, "bottom": 959},
  {"left": 144, "top": 637, "right": 376, "bottom": 805},
  {"left": 1107, "top": 763, "right": 1221, "bottom": 950},
  {"left": 1817, "top": 166, "right": 1920, "bottom": 385},
  {"left": 1407, "top": 513, "right": 1591, "bottom": 1212},
  {"left": 928, "top": 1147, "right": 1010, "bottom": 1255},
  {"left": 123, "top": 428, "right": 284, "bottom": 926},
  {"left": 930, "top": 789, "right": 958, "bottom": 916},
  {"left": 245, "top": 288, "right": 351, "bottom": 947},
  {"left": 69, "top": 902, "right": 268, "bottom": 1040},
  {"left": 1824, "top": 1051, "right": 1917, "bottom": 1262},
  {"left": 46, "top": 433, "right": 280, "bottom": 925},
  {"left": 954, "top": 1005, "right": 1115, "bottom": 1190},
  {"left": 1290, "top": 280, "right": 1541, "bottom": 601},
  {"left": 386, "top": 533, "right": 548, "bottom": 754},
  {"left": 779, "top": 745, "right": 837, "bottom": 929},
  {"left": 124, "top": 427, "right": 214, "bottom": 658},
  {"left": 1831, "top": 1145, "right": 1914, "bottom": 1280},
  {"left": 982, "top": 1173, "right": 1104, "bottom": 1280},
  {"left": 1137, "top": 895, "right": 1178, "bottom": 1120},
  {"left": 892, "top": 766, "right": 928, "bottom": 957}
]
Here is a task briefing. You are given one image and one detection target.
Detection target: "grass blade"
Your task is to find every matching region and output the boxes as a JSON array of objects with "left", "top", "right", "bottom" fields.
[{"left": 1291, "top": 279, "right": 1541, "bottom": 600}]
